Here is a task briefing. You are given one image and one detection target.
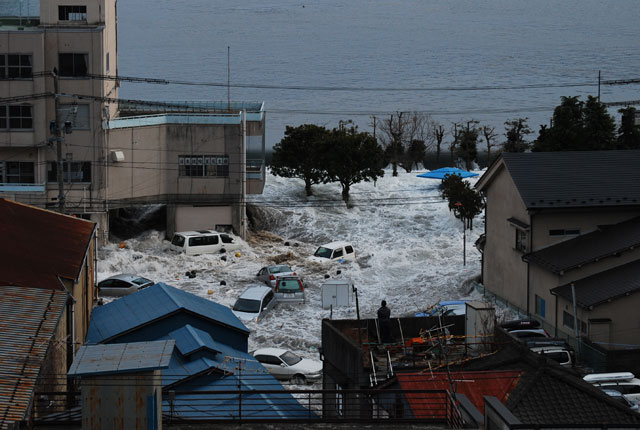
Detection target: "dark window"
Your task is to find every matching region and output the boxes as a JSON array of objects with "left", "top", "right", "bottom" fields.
[
  {"left": 535, "top": 295, "right": 546, "bottom": 318},
  {"left": 171, "top": 235, "right": 185, "bottom": 247},
  {"left": 179, "top": 155, "right": 229, "bottom": 177},
  {"left": 616, "top": 385, "right": 640, "bottom": 395},
  {"left": 111, "top": 280, "right": 132, "bottom": 289},
  {"left": 188, "top": 235, "right": 218, "bottom": 247},
  {"left": 220, "top": 234, "right": 234, "bottom": 244},
  {"left": 262, "top": 291, "right": 274, "bottom": 309},
  {"left": 59, "top": 5, "right": 87, "bottom": 21},
  {"left": 106, "top": 52, "right": 110, "bottom": 73},
  {"left": 47, "top": 161, "right": 91, "bottom": 183},
  {"left": 515, "top": 228, "right": 528, "bottom": 252},
  {"left": 59, "top": 53, "right": 88, "bottom": 77},
  {"left": 333, "top": 249, "right": 343, "bottom": 259},
  {"left": 4, "top": 161, "right": 35, "bottom": 183},
  {"left": 0, "top": 54, "right": 32, "bottom": 79},
  {"left": 0, "top": 105, "right": 32, "bottom": 129},
  {"left": 550, "top": 229, "right": 581, "bottom": 237},
  {"left": 345, "top": 245, "right": 354, "bottom": 254},
  {"left": 255, "top": 355, "right": 281, "bottom": 366},
  {"left": 549, "top": 229, "right": 564, "bottom": 236}
]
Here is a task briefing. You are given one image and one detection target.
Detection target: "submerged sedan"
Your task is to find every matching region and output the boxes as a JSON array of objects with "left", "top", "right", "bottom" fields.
[{"left": 253, "top": 348, "right": 322, "bottom": 384}]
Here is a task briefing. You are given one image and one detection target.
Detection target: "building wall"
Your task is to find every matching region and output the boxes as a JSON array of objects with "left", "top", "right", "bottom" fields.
[
  {"left": 532, "top": 209, "right": 640, "bottom": 250},
  {"left": 482, "top": 165, "right": 531, "bottom": 311}
]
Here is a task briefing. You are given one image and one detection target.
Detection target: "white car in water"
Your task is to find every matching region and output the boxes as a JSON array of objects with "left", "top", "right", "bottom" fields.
[
  {"left": 309, "top": 241, "right": 356, "bottom": 263},
  {"left": 253, "top": 348, "right": 322, "bottom": 384}
]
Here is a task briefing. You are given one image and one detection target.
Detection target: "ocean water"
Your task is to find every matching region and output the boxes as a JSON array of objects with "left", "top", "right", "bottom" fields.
[{"left": 116, "top": 0, "right": 640, "bottom": 147}]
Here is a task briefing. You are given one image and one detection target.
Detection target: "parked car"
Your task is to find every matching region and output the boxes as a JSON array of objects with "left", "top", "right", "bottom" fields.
[
  {"left": 529, "top": 345, "right": 574, "bottom": 367},
  {"left": 256, "top": 265, "right": 297, "bottom": 288},
  {"left": 98, "top": 274, "right": 154, "bottom": 297},
  {"left": 309, "top": 241, "right": 356, "bottom": 263},
  {"left": 500, "top": 319, "right": 550, "bottom": 340},
  {"left": 274, "top": 276, "right": 305, "bottom": 304},
  {"left": 415, "top": 300, "right": 469, "bottom": 317},
  {"left": 169, "top": 230, "right": 241, "bottom": 255},
  {"left": 253, "top": 348, "right": 322, "bottom": 384},
  {"left": 232, "top": 285, "right": 276, "bottom": 322},
  {"left": 599, "top": 389, "right": 640, "bottom": 411},
  {"left": 584, "top": 372, "right": 640, "bottom": 402}
]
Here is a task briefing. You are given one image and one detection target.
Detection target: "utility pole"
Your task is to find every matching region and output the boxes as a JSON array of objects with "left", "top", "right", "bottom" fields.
[{"left": 53, "top": 68, "right": 65, "bottom": 213}]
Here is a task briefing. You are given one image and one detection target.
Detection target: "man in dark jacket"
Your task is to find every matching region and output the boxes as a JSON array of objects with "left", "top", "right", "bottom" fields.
[{"left": 377, "top": 300, "right": 392, "bottom": 343}]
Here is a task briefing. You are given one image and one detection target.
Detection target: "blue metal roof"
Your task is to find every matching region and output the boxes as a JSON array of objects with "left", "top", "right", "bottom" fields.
[
  {"left": 161, "top": 325, "right": 262, "bottom": 388},
  {"left": 169, "top": 324, "right": 223, "bottom": 356},
  {"left": 417, "top": 167, "right": 479, "bottom": 179},
  {"left": 86, "top": 283, "right": 248, "bottom": 344},
  {"left": 68, "top": 340, "right": 175, "bottom": 376}
]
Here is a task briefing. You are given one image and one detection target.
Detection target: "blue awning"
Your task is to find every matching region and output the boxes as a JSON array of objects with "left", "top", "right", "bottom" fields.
[{"left": 416, "top": 167, "right": 479, "bottom": 179}]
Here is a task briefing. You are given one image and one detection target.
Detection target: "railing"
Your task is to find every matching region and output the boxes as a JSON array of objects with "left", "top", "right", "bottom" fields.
[
  {"left": 31, "top": 388, "right": 463, "bottom": 426},
  {"left": 0, "top": 182, "right": 46, "bottom": 192}
]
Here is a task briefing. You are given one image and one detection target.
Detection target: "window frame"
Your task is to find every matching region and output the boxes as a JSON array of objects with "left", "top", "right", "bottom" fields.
[
  {"left": 515, "top": 228, "right": 528, "bottom": 253},
  {"left": 0, "top": 54, "right": 33, "bottom": 79},
  {"left": 0, "top": 104, "right": 33, "bottom": 130},
  {"left": 179, "top": 155, "right": 230, "bottom": 178},
  {"left": 59, "top": 103, "right": 90, "bottom": 130},
  {"left": 2, "top": 161, "right": 35, "bottom": 184},
  {"left": 47, "top": 161, "right": 92, "bottom": 184},
  {"left": 58, "top": 53, "right": 89, "bottom": 78},
  {"left": 58, "top": 5, "right": 88, "bottom": 21}
]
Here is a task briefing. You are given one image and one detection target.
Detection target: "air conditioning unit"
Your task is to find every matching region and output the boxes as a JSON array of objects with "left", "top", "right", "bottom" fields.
[{"left": 110, "top": 150, "right": 125, "bottom": 162}]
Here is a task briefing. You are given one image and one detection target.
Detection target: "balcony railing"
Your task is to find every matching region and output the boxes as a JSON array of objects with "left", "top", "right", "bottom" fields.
[
  {"left": 0, "top": 182, "right": 46, "bottom": 192},
  {"left": 247, "top": 159, "right": 265, "bottom": 180}
]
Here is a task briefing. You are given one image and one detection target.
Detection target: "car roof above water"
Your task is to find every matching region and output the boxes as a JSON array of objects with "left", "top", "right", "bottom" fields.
[
  {"left": 239, "top": 285, "right": 272, "bottom": 300},
  {"left": 173, "top": 230, "right": 220, "bottom": 237},
  {"left": 319, "top": 241, "right": 352, "bottom": 249}
]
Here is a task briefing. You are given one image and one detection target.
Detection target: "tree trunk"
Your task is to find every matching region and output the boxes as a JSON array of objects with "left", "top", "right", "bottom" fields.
[
  {"left": 436, "top": 145, "right": 441, "bottom": 167},
  {"left": 305, "top": 178, "right": 313, "bottom": 196},
  {"left": 392, "top": 161, "right": 398, "bottom": 177},
  {"left": 341, "top": 183, "right": 350, "bottom": 204}
]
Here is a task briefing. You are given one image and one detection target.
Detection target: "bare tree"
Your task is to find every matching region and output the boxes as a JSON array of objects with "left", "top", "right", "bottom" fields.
[
  {"left": 481, "top": 125, "right": 498, "bottom": 165},
  {"left": 377, "top": 112, "right": 407, "bottom": 176},
  {"left": 449, "top": 122, "right": 463, "bottom": 163},
  {"left": 433, "top": 121, "right": 446, "bottom": 167},
  {"left": 401, "top": 112, "right": 435, "bottom": 172}
]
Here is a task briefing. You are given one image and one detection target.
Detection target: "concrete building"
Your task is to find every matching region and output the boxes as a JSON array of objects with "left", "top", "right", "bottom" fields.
[
  {"left": 476, "top": 151, "right": 640, "bottom": 347},
  {"left": 0, "top": 0, "right": 265, "bottom": 242}
]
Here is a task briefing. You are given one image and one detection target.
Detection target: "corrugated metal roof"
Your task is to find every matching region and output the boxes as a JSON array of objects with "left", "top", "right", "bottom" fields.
[
  {"left": 0, "top": 286, "right": 67, "bottom": 428},
  {"left": 396, "top": 371, "right": 521, "bottom": 416},
  {"left": 0, "top": 199, "right": 96, "bottom": 290},
  {"left": 86, "top": 283, "right": 248, "bottom": 344},
  {"left": 551, "top": 259, "right": 640, "bottom": 308},
  {"left": 488, "top": 151, "right": 640, "bottom": 209},
  {"left": 524, "top": 216, "right": 640, "bottom": 274},
  {"left": 68, "top": 340, "right": 175, "bottom": 377}
]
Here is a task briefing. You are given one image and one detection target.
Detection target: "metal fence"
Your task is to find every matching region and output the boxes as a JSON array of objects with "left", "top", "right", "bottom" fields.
[{"left": 31, "top": 388, "right": 463, "bottom": 426}]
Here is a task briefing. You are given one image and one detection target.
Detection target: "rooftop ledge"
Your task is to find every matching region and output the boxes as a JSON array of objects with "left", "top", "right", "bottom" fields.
[{"left": 107, "top": 101, "right": 265, "bottom": 129}]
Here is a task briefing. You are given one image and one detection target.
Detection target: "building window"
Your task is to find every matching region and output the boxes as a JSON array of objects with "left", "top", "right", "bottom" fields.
[
  {"left": 562, "top": 311, "right": 587, "bottom": 333},
  {"left": 2, "top": 161, "right": 35, "bottom": 183},
  {"left": 106, "top": 52, "right": 110, "bottom": 73},
  {"left": 549, "top": 229, "right": 580, "bottom": 237},
  {"left": 47, "top": 161, "right": 91, "bottom": 183},
  {"left": 179, "top": 155, "right": 229, "bottom": 177},
  {"left": 0, "top": 105, "right": 33, "bottom": 129},
  {"left": 59, "top": 5, "right": 87, "bottom": 21},
  {"left": 335, "top": 383, "right": 343, "bottom": 416},
  {"left": 0, "top": 54, "right": 32, "bottom": 79},
  {"left": 515, "top": 228, "right": 528, "bottom": 252},
  {"left": 535, "top": 295, "right": 546, "bottom": 318},
  {"left": 59, "top": 104, "right": 90, "bottom": 130},
  {"left": 59, "top": 53, "right": 88, "bottom": 77}
]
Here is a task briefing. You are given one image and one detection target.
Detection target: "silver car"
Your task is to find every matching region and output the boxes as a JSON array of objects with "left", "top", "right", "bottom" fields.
[
  {"left": 274, "top": 276, "right": 305, "bottom": 304},
  {"left": 256, "top": 265, "right": 297, "bottom": 288},
  {"left": 232, "top": 285, "right": 277, "bottom": 322},
  {"left": 98, "top": 274, "right": 154, "bottom": 297}
]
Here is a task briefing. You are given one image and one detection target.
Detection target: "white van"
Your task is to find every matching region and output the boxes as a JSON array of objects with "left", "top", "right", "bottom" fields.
[
  {"left": 309, "top": 241, "right": 356, "bottom": 263},
  {"left": 169, "top": 230, "right": 241, "bottom": 255}
]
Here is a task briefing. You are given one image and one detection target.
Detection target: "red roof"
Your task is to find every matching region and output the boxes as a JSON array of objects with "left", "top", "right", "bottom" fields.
[
  {"left": 396, "top": 370, "right": 521, "bottom": 417},
  {"left": 0, "top": 199, "right": 96, "bottom": 290}
]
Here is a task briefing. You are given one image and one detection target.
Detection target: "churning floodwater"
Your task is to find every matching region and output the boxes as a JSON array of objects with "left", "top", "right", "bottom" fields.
[{"left": 115, "top": 0, "right": 640, "bottom": 146}]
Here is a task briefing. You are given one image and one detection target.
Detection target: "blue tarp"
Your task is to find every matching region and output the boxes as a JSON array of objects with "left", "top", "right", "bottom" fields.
[{"left": 416, "top": 167, "right": 479, "bottom": 179}]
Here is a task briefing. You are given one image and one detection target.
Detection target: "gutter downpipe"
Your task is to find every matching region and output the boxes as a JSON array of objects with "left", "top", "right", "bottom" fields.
[{"left": 571, "top": 282, "right": 581, "bottom": 361}]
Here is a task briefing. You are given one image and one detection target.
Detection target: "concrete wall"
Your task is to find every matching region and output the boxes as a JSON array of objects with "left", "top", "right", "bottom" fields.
[{"left": 482, "top": 163, "right": 531, "bottom": 311}]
